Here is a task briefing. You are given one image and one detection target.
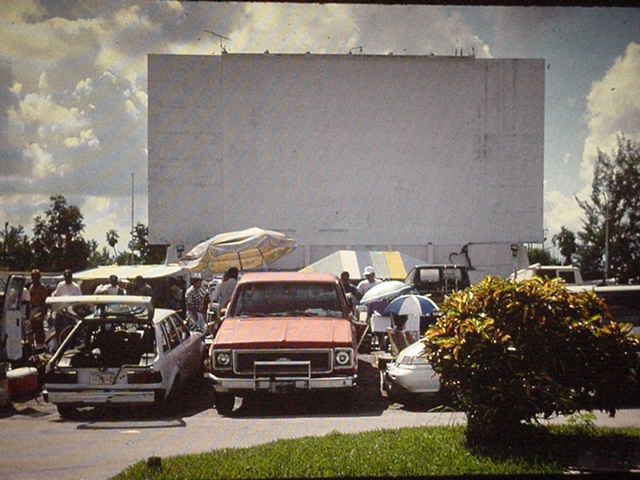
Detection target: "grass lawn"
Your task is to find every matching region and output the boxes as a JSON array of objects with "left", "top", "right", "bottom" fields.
[{"left": 112, "top": 424, "right": 640, "bottom": 479}]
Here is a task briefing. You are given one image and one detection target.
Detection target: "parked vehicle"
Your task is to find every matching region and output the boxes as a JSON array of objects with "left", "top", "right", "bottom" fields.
[
  {"left": 377, "top": 339, "right": 441, "bottom": 404},
  {"left": 206, "top": 272, "right": 358, "bottom": 415},
  {"left": 0, "top": 274, "right": 29, "bottom": 362},
  {"left": 567, "top": 284, "right": 640, "bottom": 335},
  {"left": 511, "top": 263, "right": 584, "bottom": 284},
  {"left": 403, "top": 264, "right": 471, "bottom": 304},
  {"left": 43, "top": 295, "right": 204, "bottom": 418}
]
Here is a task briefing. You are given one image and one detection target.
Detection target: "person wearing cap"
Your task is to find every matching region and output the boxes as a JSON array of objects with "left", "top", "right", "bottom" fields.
[
  {"left": 28, "top": 269, "right": 50, "bottom": 348},
  {"left": 356, "top": 266, "right": 381, "bottom": 297},
  {"left": 51, "top": 270, "right": 82, "bottom": 344},
  {"left": 94, "top": 274, "right": 126, "bottom": 295},
  {"left": 185, "top": 274, "right": 208, "bottom": 331}
]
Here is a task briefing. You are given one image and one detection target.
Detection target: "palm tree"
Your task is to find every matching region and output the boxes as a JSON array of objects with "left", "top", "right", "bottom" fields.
[{"left": 106, "top": 229, "right": 119, "bottom": 259}]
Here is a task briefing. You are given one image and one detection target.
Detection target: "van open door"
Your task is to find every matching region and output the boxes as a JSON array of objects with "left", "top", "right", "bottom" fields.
[{"left": 1, "top": 275, "right": 27, "bottom": 361}]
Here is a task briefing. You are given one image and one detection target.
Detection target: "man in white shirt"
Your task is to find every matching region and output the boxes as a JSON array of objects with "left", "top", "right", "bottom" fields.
[
  {"left": 51, "top": 269, "right": 82, "bottom": 345},
  {"left": 357, "top": 266, "right": 381, "bottom": 297},
  {"left": 94, "top": 275, "right": 126, "bottom": 295},
  {"left": 52, "top": 269, "right": 82, "bottom": 297}
]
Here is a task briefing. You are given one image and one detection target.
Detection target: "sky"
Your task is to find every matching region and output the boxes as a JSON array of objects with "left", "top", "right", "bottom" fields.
[{"left": 1, "top": 1, "right": 639, "bottom": 252}]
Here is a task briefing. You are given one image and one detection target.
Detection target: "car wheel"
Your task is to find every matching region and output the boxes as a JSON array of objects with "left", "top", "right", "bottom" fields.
[
  {"left": 215, "top": 393, "right": 235, "bottom": 415},
  {"left": 57, "top": 404, "right": 83, "bottom": 420}
]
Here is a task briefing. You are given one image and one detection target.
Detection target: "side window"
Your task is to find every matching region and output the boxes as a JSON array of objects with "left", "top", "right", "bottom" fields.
[
  {"left": 170, "top": 315, "right": 188, "bottom": 341},
  {"left": 5, "top": 276, "right": 26, "bottom": 311},
  {"left": 161, "top": 320, "right": 179, "bottom": 350},
  {"left": 558, "top": 271, "right": 576, "bottom": 283}
]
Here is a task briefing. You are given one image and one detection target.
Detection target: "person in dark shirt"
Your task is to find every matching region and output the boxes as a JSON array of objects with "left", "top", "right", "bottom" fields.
[
  {"left": 340, "top": 271, "right": 361, "bottom": 309},
  {"left": 28, "top": 269, "right": 50, "bottom": 348}
]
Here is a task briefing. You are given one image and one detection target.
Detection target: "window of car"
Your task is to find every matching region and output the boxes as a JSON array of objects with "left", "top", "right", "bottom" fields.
[
  {"left": 558, "top": 270, "right": 576, "bottom": 283},
  {"left": 161, "top": 320, "right": 180, "bottom": 350},
  {"left": 230, "top": 282, "right": 344, "bottom": 318},
  {"left": 169, "top": 314, "right": 188, "bottom": 341},
  {"left": 418, "top": 269, "right": 440, "bottom": 284}
]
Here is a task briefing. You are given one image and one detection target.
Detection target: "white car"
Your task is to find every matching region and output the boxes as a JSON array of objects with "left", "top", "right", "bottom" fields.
[
  {"left": 43, "top": 295, "right": 204, "bottom": 418},
  {"left": 380, "top": 340, "right": 441, "bottom": 403}
]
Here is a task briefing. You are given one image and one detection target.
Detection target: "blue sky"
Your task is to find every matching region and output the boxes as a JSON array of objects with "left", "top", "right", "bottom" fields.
[{"left": 1, "top": 2, "right": 639, "bottom": 251}]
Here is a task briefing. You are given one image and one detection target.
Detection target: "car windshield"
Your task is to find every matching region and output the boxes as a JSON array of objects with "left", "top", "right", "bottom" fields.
[{"left": 230, "top": 282, "right": 344, "bottom": 318}]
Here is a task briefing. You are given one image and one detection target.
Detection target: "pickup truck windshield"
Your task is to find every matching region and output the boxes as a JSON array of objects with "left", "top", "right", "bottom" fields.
[{"left": 230, "top": 282, "right": 344, "bottom": 318}]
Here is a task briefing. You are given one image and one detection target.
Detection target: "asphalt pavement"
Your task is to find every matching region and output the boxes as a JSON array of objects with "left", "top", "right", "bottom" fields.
[{"left": 0, "top": 356, "right": 638, "bottom": 480}]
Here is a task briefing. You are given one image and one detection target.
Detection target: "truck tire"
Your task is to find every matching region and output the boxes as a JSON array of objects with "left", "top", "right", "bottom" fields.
[{"left": 215, "top": 393, "right": 235, "bottom": 415}]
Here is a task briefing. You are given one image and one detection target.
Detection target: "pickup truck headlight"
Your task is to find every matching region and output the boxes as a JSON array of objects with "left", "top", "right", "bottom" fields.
[
  {"left": 334, "top": 348, "right": 354, "bottom": 369},
  {"left": 213, "top": 350, "right": 232, "bottom": 370}
]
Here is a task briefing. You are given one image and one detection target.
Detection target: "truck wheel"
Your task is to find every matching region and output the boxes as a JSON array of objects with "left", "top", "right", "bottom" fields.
[{"left": 215, "top": 393, "right": 235, "bottom": 415}]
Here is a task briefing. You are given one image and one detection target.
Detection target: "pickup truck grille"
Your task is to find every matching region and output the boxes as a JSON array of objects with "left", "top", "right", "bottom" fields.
[{"left": 233, "top": 349, "right": 332, "bottom": 375}]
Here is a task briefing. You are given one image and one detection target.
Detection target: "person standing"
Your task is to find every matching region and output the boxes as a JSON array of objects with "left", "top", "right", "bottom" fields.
[
  {"left": 339, "top": 271, "right": 361, "bottom": 309},
  {"left": 28, "top": 269, "right": 50, "bottom": 349},
  {"left": 94, "top": 274, "right": 126, "bottom": 295},
  {"left": 212, "top": 267, "right": 239, "bottom": 312},
  {"left": 132, "top": 275, "right": 153, "bottom": 298},
  {"left": 168, "top": 277, "right": 184, "bottom": 312},
  {"left": 185, "top": 274, "right": 208, "bottom": 331},
  {"left": 357, "top": 266, "right": 381, "bottom": 297},
  {"left": 51, "top": 269, "right": 82, "bottom": 343}
]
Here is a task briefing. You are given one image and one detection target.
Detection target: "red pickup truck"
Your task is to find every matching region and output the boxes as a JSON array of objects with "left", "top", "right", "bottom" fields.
[{"left": 206, "top": 272, "right": 358, "bottom": 414}]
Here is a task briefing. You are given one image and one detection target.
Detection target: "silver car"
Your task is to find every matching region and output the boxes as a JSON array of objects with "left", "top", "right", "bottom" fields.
[{"left": 380, "top": 340, "right": 441, "bottom": 403}]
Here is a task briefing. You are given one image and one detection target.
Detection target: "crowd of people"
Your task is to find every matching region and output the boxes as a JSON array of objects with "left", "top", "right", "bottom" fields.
[
  {"left": 16, "top": 269, "right": 188, "bottom": 352},
  {"left": 15, "top": 264, "right": 382, "bottom": 353}
]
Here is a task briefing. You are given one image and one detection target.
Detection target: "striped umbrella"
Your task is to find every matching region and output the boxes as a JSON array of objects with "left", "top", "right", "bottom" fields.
[{"left": 383, "top": 294, "right": 439, "bottom": 316}]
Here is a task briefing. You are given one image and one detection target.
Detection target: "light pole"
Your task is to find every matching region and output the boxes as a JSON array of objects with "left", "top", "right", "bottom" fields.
[{"left": 603, "top": 188, "right": 609, "bottom": 285}]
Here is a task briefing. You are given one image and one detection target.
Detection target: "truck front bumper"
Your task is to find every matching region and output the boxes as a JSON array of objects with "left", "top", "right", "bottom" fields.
[{"left": 204, "top": 372, "right": 356, "bottom": 393}]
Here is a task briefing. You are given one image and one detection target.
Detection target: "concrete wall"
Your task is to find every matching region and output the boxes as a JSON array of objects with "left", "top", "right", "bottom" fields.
[{"left": 148, "top": 54, "right": 544, "bottom": 277}]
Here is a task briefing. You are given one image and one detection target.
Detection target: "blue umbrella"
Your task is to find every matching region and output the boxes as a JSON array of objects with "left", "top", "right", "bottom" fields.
[{"left": 383, "top": 294, "right": 439, "bottom": 316}]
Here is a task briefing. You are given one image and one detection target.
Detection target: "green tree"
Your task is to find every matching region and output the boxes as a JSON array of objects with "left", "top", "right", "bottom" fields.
[
  {"left": 577, "top": 136, "right": 640, "bottom": 282},
  {"left": 0, "top": 222, "right": 33, "bottom": 270},
  {"left": 527, "top": 247, "right": 560, "bottom": 265},
  {"left": 31, "top": 195, "right": 96, "bottom": 271},
  {"left": 128, "top": 222, "right": 151, "bottom": 264},
  {"left": 426, "top": 276, "right": 638, "bottom": 444},
  {"left": 552, "top": 226, "right": 577, "bottom": 265},
  {"left": 88, "top": 246, "right": 114, "bottom": 267},
  {"left": 106, "top": 229, "right": 119, "bottom": 258}
]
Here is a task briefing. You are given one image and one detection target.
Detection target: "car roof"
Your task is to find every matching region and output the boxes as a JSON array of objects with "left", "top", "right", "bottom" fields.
[{"left": 237, "top": 271, "right": 338, "bottom": 284}]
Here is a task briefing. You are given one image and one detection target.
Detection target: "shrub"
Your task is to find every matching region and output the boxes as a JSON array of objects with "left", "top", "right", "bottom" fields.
[{"left": 425, "top": 276, "right": 639, "bottom": 442}]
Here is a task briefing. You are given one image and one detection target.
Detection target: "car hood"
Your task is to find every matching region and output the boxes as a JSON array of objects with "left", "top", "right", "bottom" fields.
[{"left": 213, "top": 317, "right": 354, "bottom": 349}]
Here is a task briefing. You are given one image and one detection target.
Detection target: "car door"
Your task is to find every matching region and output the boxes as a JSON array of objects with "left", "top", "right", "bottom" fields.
[
  {"left": 2, "top": 275, "right": 27, "bottom": 361},
  {"left": 169, "top": 314, "right": 199, "bottom": 377},
  {"left": 158, "top": 320, "right": 182, "bottom": 394}
]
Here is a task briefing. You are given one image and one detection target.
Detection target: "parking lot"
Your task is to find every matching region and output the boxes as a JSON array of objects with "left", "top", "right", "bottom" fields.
[{"left": 2, "top": 354, "right": 639, "bottom": 480}]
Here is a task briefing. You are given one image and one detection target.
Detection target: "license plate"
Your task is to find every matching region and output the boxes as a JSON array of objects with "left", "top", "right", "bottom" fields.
[{"left": 90, "top": 372, "right": 115, "bottom": 385}]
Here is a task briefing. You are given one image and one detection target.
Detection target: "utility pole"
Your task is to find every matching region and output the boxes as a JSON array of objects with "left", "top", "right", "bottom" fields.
[
  {"left": 130, "top": 172, "right": 134, "bottom": 265},
  {"left": 603, "top": 188, "right": 609, "bottom": 285}
]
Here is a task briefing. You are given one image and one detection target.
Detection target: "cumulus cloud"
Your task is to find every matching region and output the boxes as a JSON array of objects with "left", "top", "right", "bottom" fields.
[
  {"left": 0, "top": 1, "right": 511, "bottom": 248},
  {"left": 544, "top": 189, "right": 583, "bottom": 234},
  {"left": 580, "top": 42, "right": 640, "bottom": 192},
  {"left": 545, "top": 41, "right": 640, "bottom": 236}
]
